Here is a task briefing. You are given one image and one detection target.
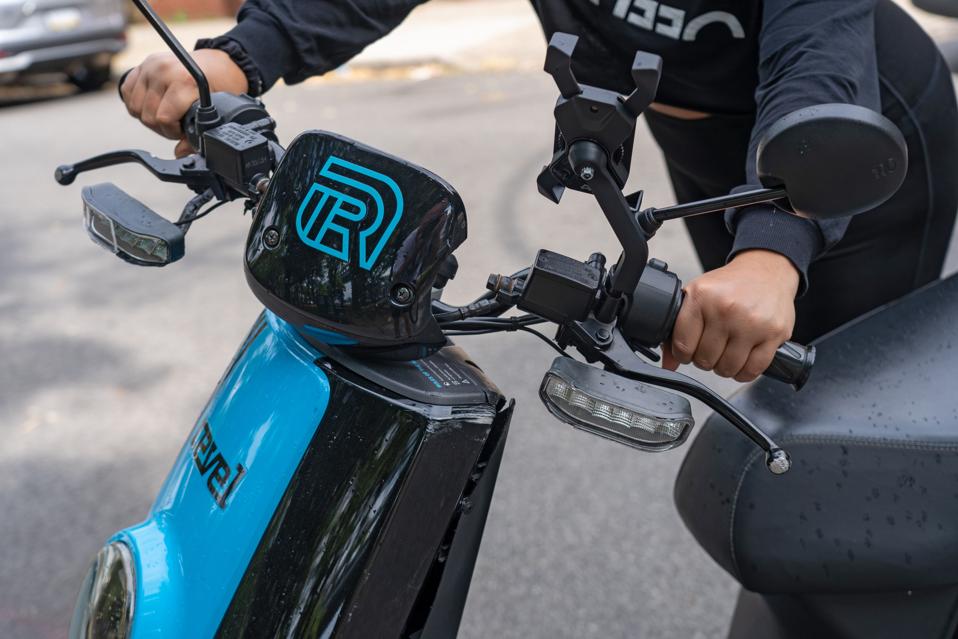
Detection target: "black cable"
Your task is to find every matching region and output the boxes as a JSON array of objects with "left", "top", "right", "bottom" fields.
[
  {"left": 516, "top": 325, "right": 569, "bottom": 357},
  {"left": 439, "top": 316, "right": 544, "bottom": 332},
  {"left": 175, "top": 197, "right": 228, "bottom": 228},
  {"left": 442, "top": 315, "right": 568, "bottom": 358},
  {"left": 433, "top": 267, "right": 532, "bottom": 321},
  {"left": 176, "top": 189, "right": 213, "bottom": 230},
  {"left": 441, "top": 317, "right": 536, "bottom": 331}
]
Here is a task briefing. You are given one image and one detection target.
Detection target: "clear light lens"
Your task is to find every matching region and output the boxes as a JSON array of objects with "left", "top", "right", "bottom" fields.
[
  {"left": 543, "top": 374, "right": 689, "bottom": 442},
  {"left": 113, "top": 224, "right": 170, "bottom": 263},
  {"left": 83, "top": 202, "right": 170, "bottom": 265},
  {"left": 84, "top": 203, "right": 116, "bottom": 248},
  {"left": 69, "top": 542, "right": 136, "bottom": 639},
  {"left": 539, "top": 358, "right": 695, "bottom": 451}
]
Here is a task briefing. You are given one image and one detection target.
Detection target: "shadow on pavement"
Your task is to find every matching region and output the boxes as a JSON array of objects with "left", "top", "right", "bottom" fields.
[
  {"left": 0, "top": 76, "right": 117, "bottom": 110},
  {"left": 0, "top": 452, "right": 159, "bottom": 639}
]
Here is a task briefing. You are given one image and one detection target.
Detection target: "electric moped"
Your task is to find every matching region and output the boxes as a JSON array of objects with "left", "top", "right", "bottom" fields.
[{"left": 56, "top": 2, "right": 956, "bottom": 637}]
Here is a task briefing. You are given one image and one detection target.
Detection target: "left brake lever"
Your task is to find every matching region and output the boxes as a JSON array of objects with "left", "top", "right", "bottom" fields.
[
  {"left": 568, "top": 323, "right": 791, "bottom": 474},
  {"left": 55, "top": 150, "right": 213, "bottom": 190}
]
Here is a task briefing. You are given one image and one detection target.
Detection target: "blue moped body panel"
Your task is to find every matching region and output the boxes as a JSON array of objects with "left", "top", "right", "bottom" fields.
[
  {"left": 112, "top": 311, "right": 330, "bottom": 638},
  {"left": 102, "top": 310, "right": 511, "bottom": 639}
]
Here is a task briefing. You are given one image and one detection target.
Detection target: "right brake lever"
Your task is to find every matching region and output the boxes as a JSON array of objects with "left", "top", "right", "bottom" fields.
[{"left": 568, "top": 322, "right": 791, "bottom": 475}]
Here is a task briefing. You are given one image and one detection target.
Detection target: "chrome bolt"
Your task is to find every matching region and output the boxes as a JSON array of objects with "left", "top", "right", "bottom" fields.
[
  {"left": 392, "top": 284, "right": 415, "bottom": 306},
  {"left": 767, "top": 449, "right": 791, "bottom": 475},
  {"left": 264, "top": 227, "right": 280, "bottom": 248},
  {"left": 579, "top": 166, "right": 595, "bottom": 181}
]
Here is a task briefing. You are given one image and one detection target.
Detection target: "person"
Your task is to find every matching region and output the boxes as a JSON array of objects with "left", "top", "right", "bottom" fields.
[{"left": 120, "top": 0, "right": 958, "bottom": 382}]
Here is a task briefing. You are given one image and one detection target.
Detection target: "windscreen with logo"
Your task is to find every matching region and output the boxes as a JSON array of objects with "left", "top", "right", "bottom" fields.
[{"left": 245, "top": 131, "right": 467, "bottom": 353}]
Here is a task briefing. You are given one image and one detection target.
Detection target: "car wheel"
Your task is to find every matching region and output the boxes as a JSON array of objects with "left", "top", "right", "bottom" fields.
[{"left": 70, "top": 64, "right": 113, "bottom": 92}]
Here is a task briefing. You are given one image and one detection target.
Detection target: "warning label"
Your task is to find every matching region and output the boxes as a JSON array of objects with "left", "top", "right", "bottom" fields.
[{"left": 410, "top": 358, "right": 475, "bottom": 390}]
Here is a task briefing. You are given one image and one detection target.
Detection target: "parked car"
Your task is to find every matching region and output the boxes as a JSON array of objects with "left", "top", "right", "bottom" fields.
[{"left": 0, "top": 0, "right": 126, "bottom": 91}]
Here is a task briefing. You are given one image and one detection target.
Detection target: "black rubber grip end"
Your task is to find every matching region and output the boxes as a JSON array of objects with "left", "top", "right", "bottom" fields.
[{"left": 764, "top": 341, "right": 816, "bottom": 391}]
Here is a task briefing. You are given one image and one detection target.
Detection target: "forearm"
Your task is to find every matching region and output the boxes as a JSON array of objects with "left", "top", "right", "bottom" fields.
[
  {"left": 727, "top": 0, "right": 881, "bottom": 293},
  {"left": 198, "top": 0, "right": 430, "bottom": 93}
]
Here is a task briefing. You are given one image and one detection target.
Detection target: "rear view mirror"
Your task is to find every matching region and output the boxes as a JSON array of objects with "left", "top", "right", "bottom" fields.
[
  {"left": 82, "top": 183, "right": 185, "bottom": 266},
  {"left": 757, "top": 104, "right": 907, "bottom": 220}
]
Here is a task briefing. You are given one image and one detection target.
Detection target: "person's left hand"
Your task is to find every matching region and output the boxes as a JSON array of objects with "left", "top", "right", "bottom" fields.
[{"left": 661, "top": 250, "right": 799, "bottom": 382}]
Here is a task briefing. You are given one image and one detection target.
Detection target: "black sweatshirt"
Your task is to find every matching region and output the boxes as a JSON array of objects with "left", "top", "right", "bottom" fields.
[{"left": 198, "top": 0, "right": 884, "bottom": 291}]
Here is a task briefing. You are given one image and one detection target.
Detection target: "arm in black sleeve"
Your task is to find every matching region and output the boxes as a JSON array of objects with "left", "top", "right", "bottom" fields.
[
  {"left": 197, "top": 0, "right": 430, "bottom": 94},
  {"left": 725, "top": 0, "right": 880, "bottom": 294}
]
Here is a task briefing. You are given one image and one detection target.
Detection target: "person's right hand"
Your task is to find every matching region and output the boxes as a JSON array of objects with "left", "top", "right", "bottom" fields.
[{"left": 120, "top": 49, "right": 249, "bottom": 157}]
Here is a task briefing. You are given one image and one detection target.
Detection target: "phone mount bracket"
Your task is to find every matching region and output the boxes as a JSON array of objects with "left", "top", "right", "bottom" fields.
[
  {"left": 537, "top": 33, "right": 662, "bottom": 201},
  {"left": 537, "top": 33, "right": 663, "bottom": 316}
]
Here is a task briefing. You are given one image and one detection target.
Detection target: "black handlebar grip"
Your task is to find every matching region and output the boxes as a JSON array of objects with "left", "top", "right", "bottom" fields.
[
  {"left": 623, "top": 263, "right": 817, "bottom": 391},
  {"left": 764, "top": 341, "right": 816, "bottom": 391}
]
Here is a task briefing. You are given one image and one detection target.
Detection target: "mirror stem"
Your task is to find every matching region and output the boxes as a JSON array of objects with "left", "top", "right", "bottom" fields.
[
  {"left": 640, "top": 187, "right": 788, "bottom": 233},
  {"left": 129, "top": 0, "right": 213, "bottom": 110}
]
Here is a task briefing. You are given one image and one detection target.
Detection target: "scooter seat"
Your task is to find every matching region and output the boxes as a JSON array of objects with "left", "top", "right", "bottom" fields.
[{"left": 675, "top": 273, "right": 958, "bottom": 594}]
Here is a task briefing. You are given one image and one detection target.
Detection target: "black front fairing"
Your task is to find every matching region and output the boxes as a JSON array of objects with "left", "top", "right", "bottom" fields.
[{"left": 245, "top": 131, "right": 467, "bottom": 353}]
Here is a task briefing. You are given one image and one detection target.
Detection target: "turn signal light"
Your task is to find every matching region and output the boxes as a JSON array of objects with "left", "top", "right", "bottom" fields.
[{"left": 539, "top": 357, "right": 694, "bottom": 451}]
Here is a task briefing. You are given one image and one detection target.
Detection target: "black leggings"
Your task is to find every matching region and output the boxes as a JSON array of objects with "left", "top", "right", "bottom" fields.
[{"left": 645, "top": 0, "right": 958, "bottom": 344}]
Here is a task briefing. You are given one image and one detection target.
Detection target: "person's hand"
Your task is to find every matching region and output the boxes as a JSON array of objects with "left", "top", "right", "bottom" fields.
[
  {"left": 119, "top": 49, "right": 249, "bottom": 156},
  {"left": 661, "top": 250, "right": 799, "bottom": 382}
]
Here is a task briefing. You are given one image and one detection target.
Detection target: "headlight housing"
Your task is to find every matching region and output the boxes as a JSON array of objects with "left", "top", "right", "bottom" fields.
[
  {"left": 69, "top": 542, "right": 136, "bottom": 639},
  {"left": 540, "top": 356, "right": 694, "bottom": 451}
]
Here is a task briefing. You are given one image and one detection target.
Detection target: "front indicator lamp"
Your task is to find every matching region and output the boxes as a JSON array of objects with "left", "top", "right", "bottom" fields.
[
  {"left": 69, "top": 541, "right": 136, "bottom": 639},
  {"left": 82, "top": 183, "right": 185, "bottom": 266},
  {"left": 539, "top": 357, "right": 694, "bottom": 451}
]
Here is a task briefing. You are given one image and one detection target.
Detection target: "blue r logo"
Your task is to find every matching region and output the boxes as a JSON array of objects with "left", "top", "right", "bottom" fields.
[{"left": 295, "top": 156, "right": 404, "bottom": 270}]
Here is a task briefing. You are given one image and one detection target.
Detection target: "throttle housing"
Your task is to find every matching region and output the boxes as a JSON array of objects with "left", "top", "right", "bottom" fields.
[{"left": 619, "top": 258, "right": 682, "bottom": 348}]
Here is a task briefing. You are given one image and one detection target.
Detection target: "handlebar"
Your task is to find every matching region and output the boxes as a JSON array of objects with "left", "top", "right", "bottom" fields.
[
  {"left": 521, "top": 253, "right": 817, "bottom": 391},
  {"left": 765, "top": 341, "right": 815, "bottom": 390},
  {"left": 642, "top": 271, "right": 815, "bottom": 390},
  {"left": 667, "top": 291, "right": 816, "bottom": 390}
]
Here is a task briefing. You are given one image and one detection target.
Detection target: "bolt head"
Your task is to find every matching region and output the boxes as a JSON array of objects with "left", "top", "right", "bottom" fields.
[
  {"left": 391, "top": 284, "right": 415, "bottom": 306},
  {"left": 579, "top": 166, "right": 595, "bottom": 181},
  {"left": 264, "top": 228, "right": 280, "bottom": 248}
]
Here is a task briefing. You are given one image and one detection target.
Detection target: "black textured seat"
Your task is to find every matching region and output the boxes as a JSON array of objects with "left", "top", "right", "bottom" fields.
[{"left": 675, "top": 273, "right": 958, "bottom": 594}]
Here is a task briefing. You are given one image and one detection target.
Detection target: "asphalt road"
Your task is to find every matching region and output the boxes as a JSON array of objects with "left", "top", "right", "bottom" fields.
[{"left": 2, "top": 72, "right": 955, "bottom": 639}]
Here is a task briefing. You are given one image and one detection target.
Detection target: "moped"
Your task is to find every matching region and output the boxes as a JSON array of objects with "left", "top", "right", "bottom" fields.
[{"left": 58, "top": 2, "right": 955, "bottom": 637}]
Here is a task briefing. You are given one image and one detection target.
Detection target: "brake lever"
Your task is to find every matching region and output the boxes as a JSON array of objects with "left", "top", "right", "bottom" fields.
[
  {"left": 567, "top": 322, "right": 791, "bottom": 474},
  {"left": 55, "top": 150, "right": 213, "bottom": 191}
]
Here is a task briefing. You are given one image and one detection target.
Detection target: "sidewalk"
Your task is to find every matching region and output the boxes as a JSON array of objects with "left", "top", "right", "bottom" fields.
[{"left": 114, "top": 0, "right": 544, "bottom": 83}]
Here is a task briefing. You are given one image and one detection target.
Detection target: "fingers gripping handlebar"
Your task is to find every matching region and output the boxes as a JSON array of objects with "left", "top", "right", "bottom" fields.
[
  {"left": 502, "top": 250, "right": 815, "bottom": 391},
  {"left": 117, "top": 65, "right": 277, "bottom": 151},
  {"left": 622, "top": 258, "right": 815, "bottom": 390}
]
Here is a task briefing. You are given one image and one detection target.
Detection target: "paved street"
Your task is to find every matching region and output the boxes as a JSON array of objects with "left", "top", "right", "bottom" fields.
[
  {"left": 0, "top": 72, "right": 746, "bottom": 639},
  {"left": 3, "top": 2, "right": 958, "bottom": 638}
]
